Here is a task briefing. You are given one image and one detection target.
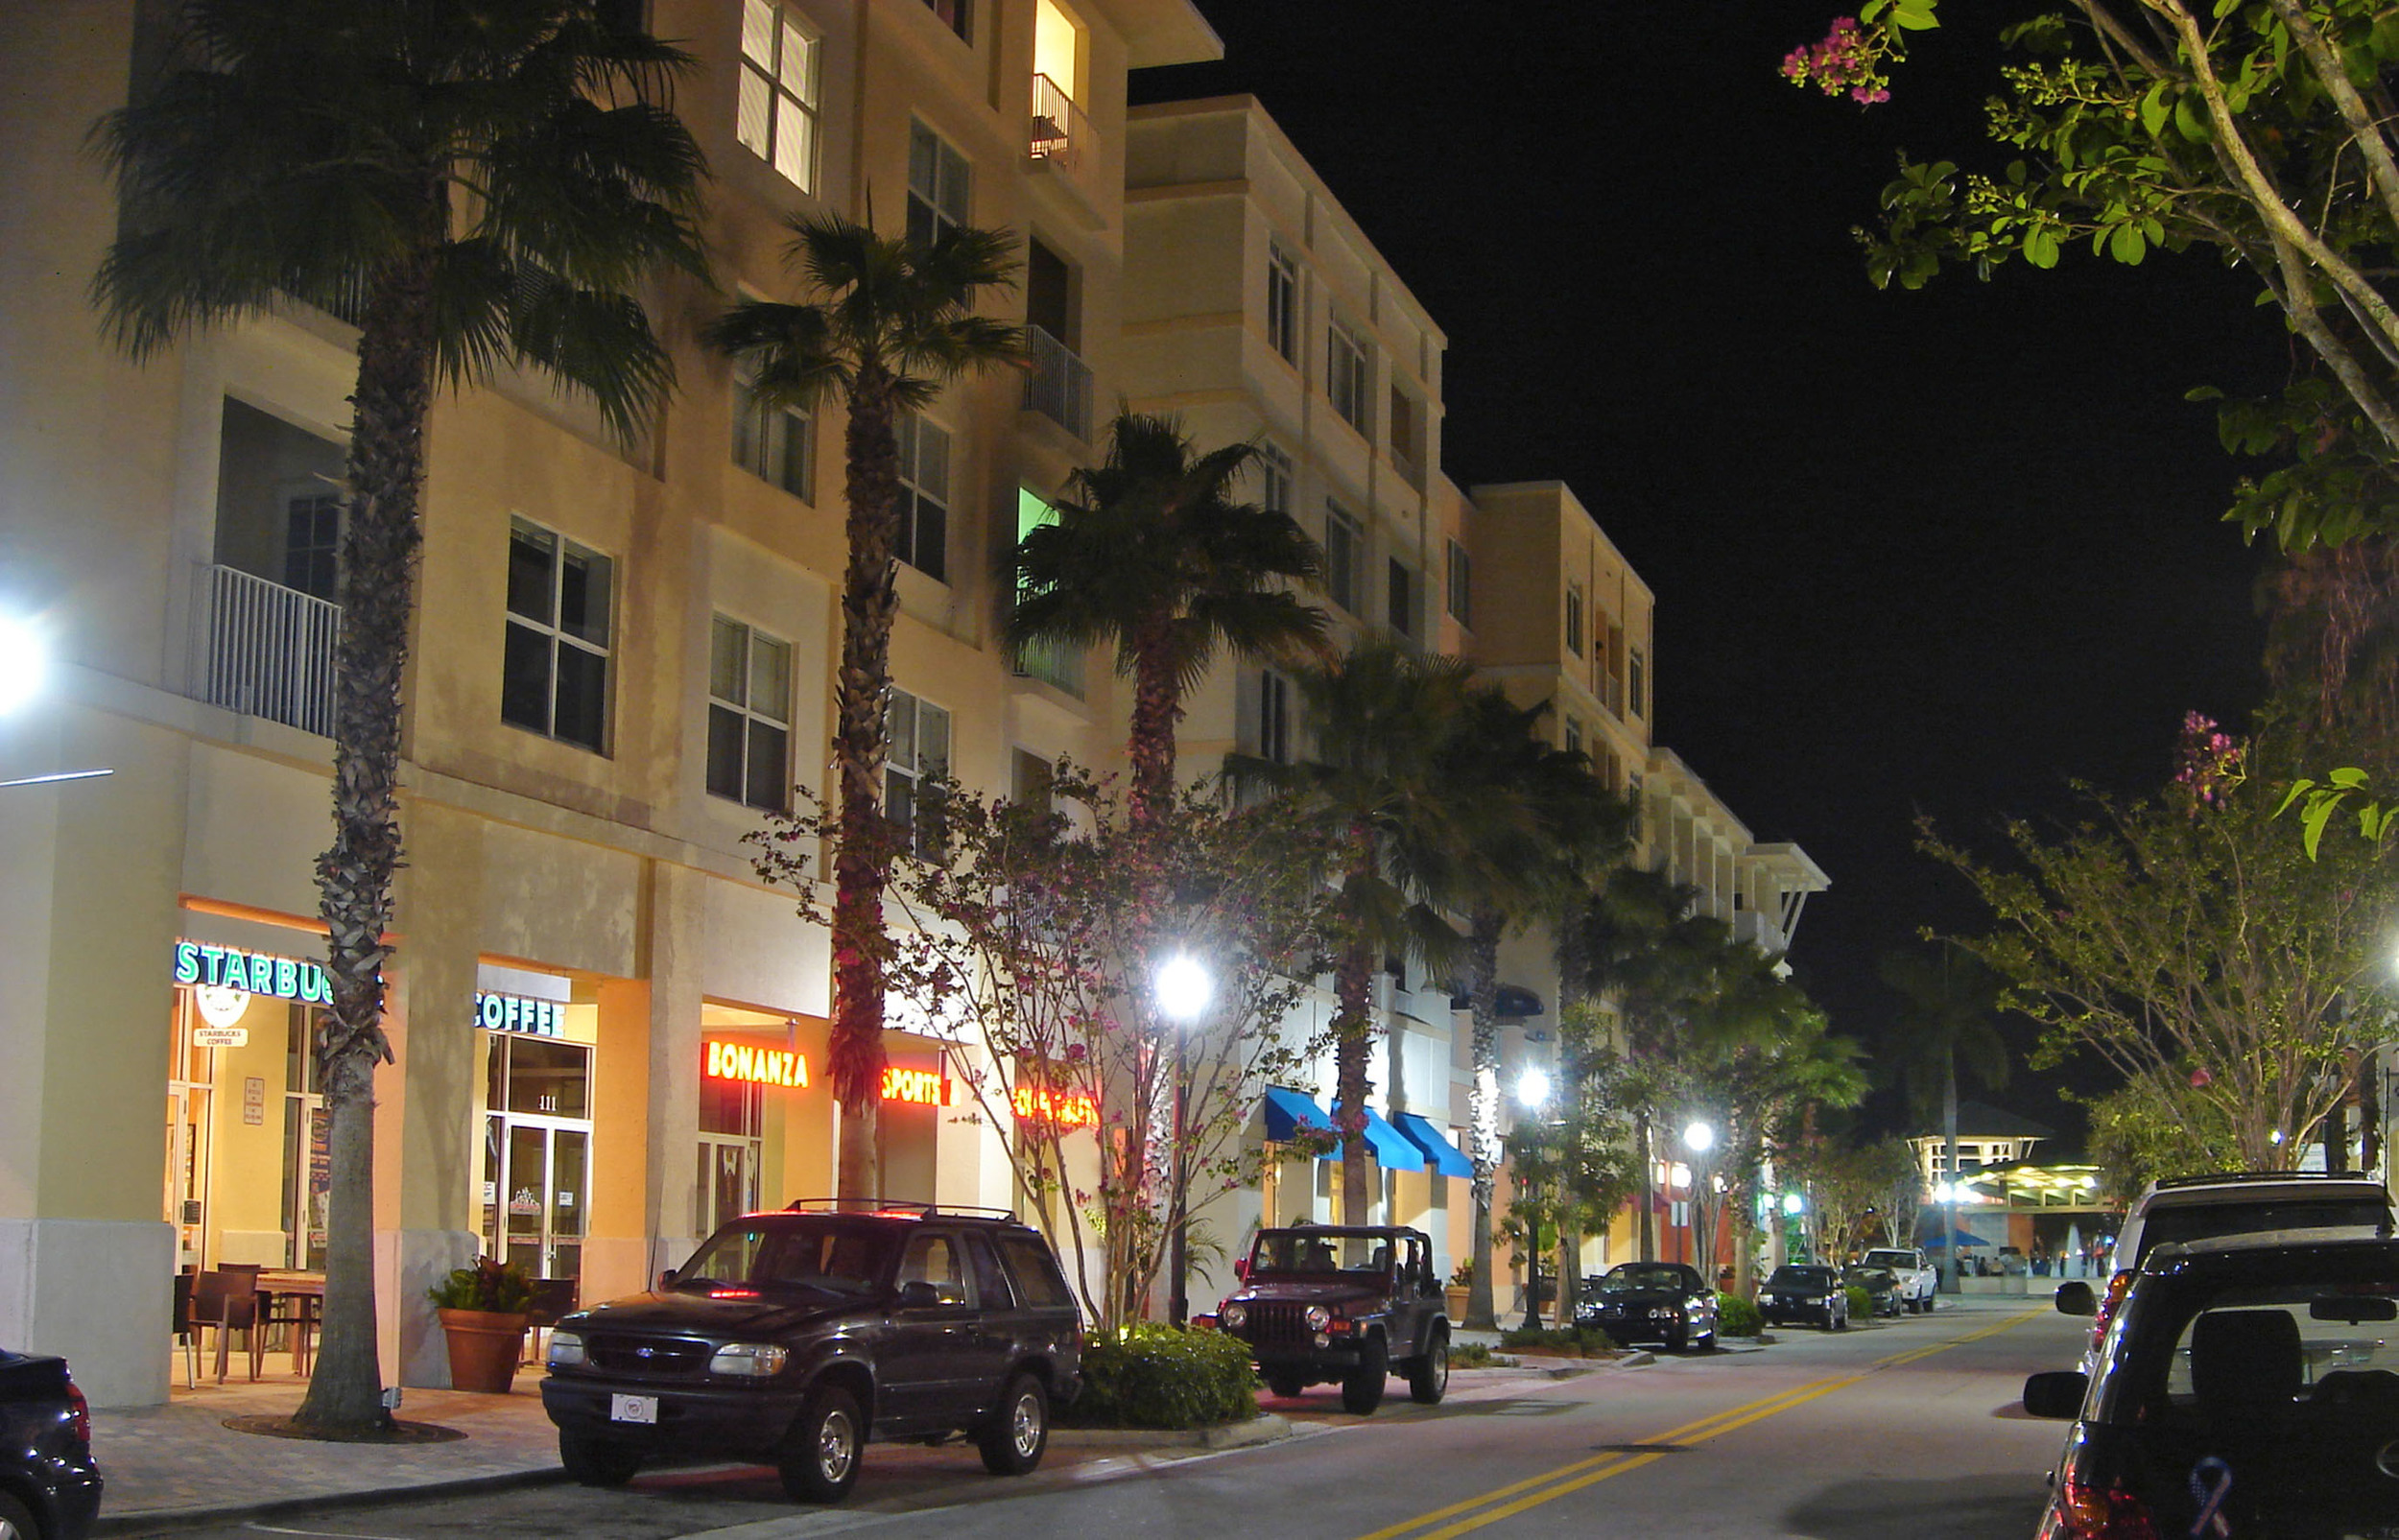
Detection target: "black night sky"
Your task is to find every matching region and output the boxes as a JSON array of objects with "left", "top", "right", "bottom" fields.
[{"left": 1133, "top": 2, "right": 2299, "bottom": 1146}]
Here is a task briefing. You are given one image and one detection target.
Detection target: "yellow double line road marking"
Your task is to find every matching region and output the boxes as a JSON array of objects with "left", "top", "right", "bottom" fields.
[{"left": 1351, "top": 1307, "right": 2046, "bottom": 1540}]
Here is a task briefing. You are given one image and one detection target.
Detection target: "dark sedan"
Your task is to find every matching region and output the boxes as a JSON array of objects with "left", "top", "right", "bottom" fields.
[
  {"left": 1759, "top": 1265, "right": 1848, "bottom": 1331},
  {"left": 1576, "top": 1263, "right": 1719, "bottom": 1352},
  {"left": 1842, "top": 1265, "right": 1904, "bottom": 1318},
  {"left": 0, "top": 1349, "right": 102, "bottom": 1540}
]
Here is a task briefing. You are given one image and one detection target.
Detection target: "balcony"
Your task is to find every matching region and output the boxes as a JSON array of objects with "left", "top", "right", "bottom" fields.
[
  {"left": 1027, "top": 73, "right": 1106, "bottom": 224},
  {"left": 192, "top": 563, "right": 339, "bottom": 737},
  {"left": 1022, "top": 323, "right": 1092, "bottom": 441},
  {"left": 1011, "top": 636, "right": 1084, "bottom": 699}
]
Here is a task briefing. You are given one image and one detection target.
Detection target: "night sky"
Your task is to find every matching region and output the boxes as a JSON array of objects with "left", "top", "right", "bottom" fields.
[{"left": 1132, "top": 2, "right": 2297, "bottom": 1145}]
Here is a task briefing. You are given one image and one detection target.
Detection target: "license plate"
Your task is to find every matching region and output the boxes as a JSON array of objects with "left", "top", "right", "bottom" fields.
[{"left": 609, "top": 1394, "right": 658, "bottom": 1424}]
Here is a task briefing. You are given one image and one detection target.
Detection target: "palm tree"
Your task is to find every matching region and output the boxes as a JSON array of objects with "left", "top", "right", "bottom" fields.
[
  {"left": 1878, "top": 944, "right": 2010, "bottom": 1290},
  {"left": 1009, "top": 411, "right": 1329, "bottom": 823},
  {"left": 91, "top": 0, "right": 706, "bottom": 1434},
  {"left": 703, "top": 217, "right": 1022, "bottom": 1202},
  {"left": 1443, "top": 688, "right": 1630, "bottom": 1329},
  {"left": 1237, "top": 643, "right": 1481, "bottom": 1221}
]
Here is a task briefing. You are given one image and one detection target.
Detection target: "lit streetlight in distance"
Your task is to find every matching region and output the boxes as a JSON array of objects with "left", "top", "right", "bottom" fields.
[
  {"left": 1683, "top": 1120, "right": 1715, "bottom": 1153},
  {"left": 0, "top": 614, "right": 45, "bottom": 716},
  {"left": 1154, "top": 953, "right": 1210, "bottom": 1326},
  {"left": 1516, "top": 1065, "right": 1552, "bottom": 1110}
]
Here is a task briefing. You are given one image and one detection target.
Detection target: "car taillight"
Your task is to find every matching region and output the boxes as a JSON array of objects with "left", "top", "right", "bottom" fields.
[
  {"left": 63, "top": 1373, "right": 90, "bottom": 1446},
  {"left": 2054, "top": 1469, "right": 2158, "bottom": 1539},
  {"left": 2088, "top": 1271, "right": 2134, "bottom": 1351}
]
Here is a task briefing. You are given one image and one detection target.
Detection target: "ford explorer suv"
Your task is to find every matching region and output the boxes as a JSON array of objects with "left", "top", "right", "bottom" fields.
[{"left": 540, "top": 1202, "right": 1083, "bottom": 1503}]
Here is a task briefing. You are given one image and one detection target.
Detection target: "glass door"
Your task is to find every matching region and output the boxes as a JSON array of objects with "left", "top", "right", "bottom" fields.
[
  {"left": 164, "top": 994, "right": 215, "bottom": 1270},
  {"left": 480, "top": 1032, "right": 593, "bottom": 1281}
]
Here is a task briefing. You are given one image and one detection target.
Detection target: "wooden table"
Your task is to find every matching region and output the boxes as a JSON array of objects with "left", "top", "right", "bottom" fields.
[{"left": 254, "top": 1271, "right": 324, "bottom": 1376}]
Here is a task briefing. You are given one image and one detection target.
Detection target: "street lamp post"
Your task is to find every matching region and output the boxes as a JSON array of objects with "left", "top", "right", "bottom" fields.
[
  {"left": 1155, "top": 954, "right": 1211, "bottom": 1325},
  {"left": 1683, "top": 1120, "right": 1715, "bottom": 1280},
  {"left": 1515, "top": 1067, "right": 1552, "bottom": 1331}
]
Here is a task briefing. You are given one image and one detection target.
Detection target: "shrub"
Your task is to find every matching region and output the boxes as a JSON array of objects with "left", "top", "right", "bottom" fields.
[
  {"left": 1715, "top": 1293, "right": 1764, "bottom": 1337},
  {"left": 1844, "top": 1285, "right": 1873, "bottom": 1321},
  {"left": 1449, "top": 1340, "right": 1508, "bottom": 1368},
  {"left": 1497, "top": 1324, "right": 1616, "bottom": 1356},
  {"left": 427, "top": 1255, "right": 535, "bottom": 1313},
  {"left": 1066, "top": 1324, "right": 1260, "bottom": 1429}
]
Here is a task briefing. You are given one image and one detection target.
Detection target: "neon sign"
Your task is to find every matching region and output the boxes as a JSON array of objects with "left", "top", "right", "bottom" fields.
[
  {"left": 881, "top": 1066, "right": 950, "bottom": 1106},
  {"left": 1010, "top": 1085, "right": 1099, "bottom": 1127},
  {"left": 475, "top": 991, "right": 563, "bottom": 1037},
  {"left": 704, "top": 1039, "right": 810, "bottom": 1088},
  {"left": 173, "top": 941, "right": 333, "bottom": 1005}
]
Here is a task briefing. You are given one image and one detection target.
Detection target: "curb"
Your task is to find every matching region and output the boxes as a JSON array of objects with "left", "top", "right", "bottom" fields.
[
  {"left": 1053, "top": 1412, "right": 1295, "bottom": 1451},
  {"left": 94, "top": 1467, "right": 568, "bottom": 1538}
]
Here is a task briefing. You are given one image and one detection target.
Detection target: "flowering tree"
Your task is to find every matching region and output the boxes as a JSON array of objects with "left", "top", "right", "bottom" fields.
[{"left": 750, "top": 765, "right": 1337, "bottom": 1329}]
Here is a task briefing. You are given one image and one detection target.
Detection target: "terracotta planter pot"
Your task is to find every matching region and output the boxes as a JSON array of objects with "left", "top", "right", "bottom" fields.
[
  {"left": 1444, "top": 1286, "right": 1471, "bottom": 1322},
  {"left": 437, "top": 1307, "right": 530, "bottom": 1393}
]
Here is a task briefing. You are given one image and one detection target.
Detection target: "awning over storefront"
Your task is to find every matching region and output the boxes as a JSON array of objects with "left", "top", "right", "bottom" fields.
[
  {"left": 1260, "top": 1089, "right": 1432, "bottom": 1168},
  {"left": 1391, "top": 1111, "right": 1474, "bottom": 1178}
]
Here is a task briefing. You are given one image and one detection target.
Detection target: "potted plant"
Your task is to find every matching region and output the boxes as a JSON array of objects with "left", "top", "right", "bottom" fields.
[
  {"left": 427, "top": 1255, "right": 537, "bottom": 1393},
  {"left": 1445, "top": 1260, "right": 1473, "bottom": 1323}
]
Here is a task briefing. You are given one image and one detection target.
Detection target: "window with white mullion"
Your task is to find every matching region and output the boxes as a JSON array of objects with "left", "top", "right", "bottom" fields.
[
  {"left": 739, "top": 0, "right": 819, "bottom": 194},
  {"left": 886, "top": 687, "right": 952, "bottom": 857},
  {"left": 707, "top": 616, "right": 792, "bottom": 812}
]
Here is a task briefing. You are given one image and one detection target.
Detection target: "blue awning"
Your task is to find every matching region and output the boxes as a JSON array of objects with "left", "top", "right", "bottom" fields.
[
  {"left": 1261, "top": 1089, "right": 1435, "bottom": 1168},
  {"left": 1392, "top": 1111, "right": 1474, "bottom": 1179},
  {"left": 1357, "top": 1109, "right": 1427, "bottom": 1169}
]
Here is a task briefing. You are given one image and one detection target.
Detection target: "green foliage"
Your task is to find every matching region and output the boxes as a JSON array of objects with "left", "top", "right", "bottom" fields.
[
  {"left": 1066, "top": 1325, "right": 1260, "bottom": 1429},
  {"left": 1844, "top": 1285, "right": 1874, "bottom": 1321},
  {"left": 1786, "top": 1136, "right": 1925, "bottom": 1257},
  {"left": 1448, "top": 1340, "right": 1508, "bottom": 1368},
  {"left": 2079, "top": 1082, "right": 2242, "bottom": 1202},
  {"left": 1497, "top": 1324, "right": 1617, "bottom": 1356},
  {"left": 426, "top": 1256, "right": 536, "bottom": 1314},
  {"left": 1716, "top": 1294, "right": 1766, "bottom": 1337},
  {"left": 2277, "top": 767, "right": 2399, "bottom": 858}
]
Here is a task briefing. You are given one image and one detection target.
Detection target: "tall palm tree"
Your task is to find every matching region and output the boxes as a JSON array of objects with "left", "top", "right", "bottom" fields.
[
  {"left": 704, "top": 217, "right": 1021, "bottom": 1202},
  {"left": 1878, "top": 944, "right": 2009, "bottom": 1289},
  {"left": 1009, "top": 411, "right": 1329, "bottom": 823},
  {"left": 1237, "top": 643, "right": 1481, "bottom": 1221},
  {"left": 1443, "top": 688, "right": 1630, "bottom": 1329},
  {"left": 91, "top": 0, "right": 706, "bottom": 1434}
]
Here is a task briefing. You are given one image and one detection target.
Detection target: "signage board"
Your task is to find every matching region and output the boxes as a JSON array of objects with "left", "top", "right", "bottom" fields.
[
  {"left": 173, "top": 941, "right": 333, "bottom": 1005},
  {"left": 475, "top": 991, "right": 563, "bottom": 1037}
]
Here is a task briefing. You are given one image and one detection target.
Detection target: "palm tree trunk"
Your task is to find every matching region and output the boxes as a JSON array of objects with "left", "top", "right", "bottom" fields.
[
  {"left": 294, "top": 229, "right": 438, "bottom": 1434},
  {"left": 1941, "top": 1052, "right": 1959, "bottom": 1293},
  {"left": 1333, "top": 938, "right": 1376, "bottom": 1224},
  {"left": 1634, "top": 1110, "right": 1656, "bottom": 1263},
  {"left": 1127, "top": 616, "right": 1180, "bottom": 825},
  {"left": 828, "top": 364, "right": 905, "bottom": 1203},
  {"left": 1466, "top": 909, "right": 1502, "bottom": 1329}
]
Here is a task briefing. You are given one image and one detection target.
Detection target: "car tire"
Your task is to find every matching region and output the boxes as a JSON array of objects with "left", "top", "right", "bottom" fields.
[
  {"left": 558, "top": 1432, "right": 642, "bottom": 1488},
  {"left": 1342, "top": 1334, "right": 1388, "bottom": 1414},
  {"left": 1266, "top": 1371, "right": 1308, "bottom": 1399},
  {"left": 977, "top": 1372, "right": 1049, "bottom": 1477},
  {"left": 0, "top": 1490, "right": 39, "bottom": 1540},
  {"left": 778, "top": 1384, "right": 865, "bottom": 1504},
  {"left": 1408, "top": 1336, "right": 1449, "bottom": 1405}
]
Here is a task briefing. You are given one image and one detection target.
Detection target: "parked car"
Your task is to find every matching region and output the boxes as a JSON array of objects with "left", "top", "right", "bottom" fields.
[
  {"left": 2063, "top": 1171, "right": 2397, "bottom": 1362},
  {"left": 540, "top": 1201, "right": 1083, "bottom": 1503},
  {"left": 0, "top": 1348, "right": 101, "bottom": 1540},
  {"left": 1202, "top": 1225, "right": 1449, "bottom": 1413},
  {"left": 1859, "top": 1246, "right": 1937, "bottom": 1313},
  {"left": 2024, "top": 1230, "right": 2399, "bottom": 1537},
  {"left": 1576, "top": 1263, "right": 1719, "bottom": 1352},
  {"left": 1841, "top": 1265, "right": 1904, "bottom": 1319},
  {"left": 1759, "top": 1265, "right": 1848, "bottom": 1331}
]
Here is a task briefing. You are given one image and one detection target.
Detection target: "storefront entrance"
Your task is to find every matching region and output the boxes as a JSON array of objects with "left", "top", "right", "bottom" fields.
[{"left": 481, "top": 1032, "right": 592, "bottom": 1281}]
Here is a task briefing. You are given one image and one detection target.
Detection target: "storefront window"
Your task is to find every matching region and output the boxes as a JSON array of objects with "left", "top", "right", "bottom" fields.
[
  {"left": 164, "top": 993, "right": 214, "bottom": 1271},
  {"left": 281, "top": 1007, "right": 330, "bottom": 1270},
  {"left": 699, "top": 1069, "right": 764, "bottom": 1235},
  {"left": 482, "top": 1030, "right": 593, "bottom": 1280}
]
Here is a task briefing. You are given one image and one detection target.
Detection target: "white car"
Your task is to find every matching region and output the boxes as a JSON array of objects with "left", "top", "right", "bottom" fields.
[{"left": 1859, "top": 1247, "right": 1936, "bottom": 1313}]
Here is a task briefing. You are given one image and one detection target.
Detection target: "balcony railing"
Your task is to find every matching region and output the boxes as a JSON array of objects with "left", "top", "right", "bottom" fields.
[
  {"left": 193, "top": 563, "right": 340, "bottom": 737},
  {"left": 1011, "top": 636, "right": 1085, "bottom": 699},
  {"left": 1028, "top": 73, "right": 1104, "bottom": 212},
  {"left": 1022, "top": 323, "right": 1092, "bottom": 441}
]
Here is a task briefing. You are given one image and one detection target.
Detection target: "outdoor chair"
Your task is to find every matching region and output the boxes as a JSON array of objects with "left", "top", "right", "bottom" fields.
[{"left": 191, "top": 1269, "right": 263, "bottom": 1383}]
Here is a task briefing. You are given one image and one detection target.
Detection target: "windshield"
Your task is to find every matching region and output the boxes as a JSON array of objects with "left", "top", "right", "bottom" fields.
[
  {"left": 1768, "top": 1268, "right": 1835, "bottom": 1289},
  {"left": 674, "top": 1220, "right": 899, "bottom": 1297},
  {"left": 2134, "top": 1199, "right": 2391, "bottom": 1264},
  {"left": 1597, "top": 1266, "right": 1693, "bottom": 1293},
  {"left": 1248, "top": 1232, "right": 1395, "bottom": 1277},
  {"left": 1845, "top": 1268, "right": 1895, "bottom": 1286},
  {"left": 1863, "top": 1250, "right": 1916, "bottom": 1267}
]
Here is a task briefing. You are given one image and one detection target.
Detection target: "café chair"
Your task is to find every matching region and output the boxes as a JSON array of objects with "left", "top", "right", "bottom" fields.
[{"left": 191, "top": 1270, "right": 264, "bottom": 1383}]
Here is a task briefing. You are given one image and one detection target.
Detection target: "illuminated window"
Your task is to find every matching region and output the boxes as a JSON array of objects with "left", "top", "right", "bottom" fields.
[
  {"left": 908, "top": 122, "right": 970, "bottom": 248},
  {"left": 1323, "top": 503, "right": 1361, "bottom": 614},
  {"left": 1266, "top": 243, "right": 1299, "bottom": 364},
  {"left": 707, "top": 617, "right": 791, "bottom": 811},
  {"left": 737, "top": 0, "right": 819, "bottom": 193},
  {"left": 887, "top": 687, "right": 952, "bottom": 858},
  {"left": 503, "top": 517, "right": 612, "bottom": 753},
  {"left": 895, "top": 414, "right": 951, "bottom": 580},
  {"left": 1327, "top": 320, "right": 1369, "bottom": 434}
]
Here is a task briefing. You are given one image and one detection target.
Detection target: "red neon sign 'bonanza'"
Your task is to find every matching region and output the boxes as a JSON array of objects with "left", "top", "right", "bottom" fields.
[
  {"left": 703, "top": 1039, "right": 809, "bottom": 1088},
  {"left": 1010, "top": 1085, "right": 1099, "bottom": 1127}
]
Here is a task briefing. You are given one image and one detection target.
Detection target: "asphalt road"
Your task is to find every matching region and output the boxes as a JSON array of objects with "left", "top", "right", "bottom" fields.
[{"left": 158, "top": 1298, "right": 2078, "bottom": 1540}]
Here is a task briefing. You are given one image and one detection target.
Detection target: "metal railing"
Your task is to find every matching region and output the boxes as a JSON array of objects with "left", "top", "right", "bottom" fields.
[
  {"left": 193, "top": 563, "right": 340, "bottom": 737},
  {"left": 1022, "top": 323, "right": 1092, "bottom": 440},
  {"left": 1027, "top": 74, "right": 1103, "bottom": 209},
  {"left": 1011, "top": 636, "right": 1085, "bottom": 699}
]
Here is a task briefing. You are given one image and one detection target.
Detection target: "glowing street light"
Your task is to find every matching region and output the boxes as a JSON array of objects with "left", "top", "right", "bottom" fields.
[
  {"left": 1154, "top": 953, "right": 1211, "bottom": 1326},
  {"left": 0, "top": 614, "right": 45, "bottom": 717},
  {"left": 1683, "top": 1120, "right": 1715, "bottom": 1153},
  {"left": 1516, "top": 1066, "right": 1552, "bottom": 1110},
  {"left": 1154, "top": 954, "right": 1212, "bottom": 1022}
]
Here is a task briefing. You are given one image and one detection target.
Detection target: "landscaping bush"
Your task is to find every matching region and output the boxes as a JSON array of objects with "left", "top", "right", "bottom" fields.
[
  {"left": 1065, "top": 1324, "right": 1260, "bottom": 1429},
  {"left": 1844, "top": 1285, "right": 1873, "bottom": 1322},
  {"left": 1449, "top": 1340, "right": 1508, "bottom": 1368},
  {"left": 1715, "top": 1293, "right": 1764, "bottom": 1337},
  {"left": 1497, "top": 1324, "right": 1616, "bottom": 1356}
]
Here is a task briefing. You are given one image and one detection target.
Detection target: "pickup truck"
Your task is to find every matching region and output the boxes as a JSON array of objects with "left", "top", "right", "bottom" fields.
[{"left": 1859, "top": 1247, "right": 1936, "bottom": 1313}]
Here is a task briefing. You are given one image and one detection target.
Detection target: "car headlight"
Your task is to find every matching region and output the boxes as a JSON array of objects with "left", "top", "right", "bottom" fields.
[
  {"left": 546, "top": 1330, "right": 585, "bottom": 1368},
  {"left": 1304, "top": 1305, "right": 1332, "bottom": 1333},
  {"left": 708, "top": 1342, "right": 789, "bottom": 1378},
  {"left": 1222, "top": 1303, "right": 1247, "bottom": 1331},
  {"left": 1651, "top": 1306, "right": 1677, "bottom": 1320}
]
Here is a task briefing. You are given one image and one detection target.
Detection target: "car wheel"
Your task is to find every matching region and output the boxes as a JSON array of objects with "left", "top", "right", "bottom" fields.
[
  {"left": 779, "top": 1384, "right": 865, "bottom": 1503},
  {"left": 1408, "top": 1336, "right": 1449, "bottom": 1405},
  {"left": 0, "top": 1491, "right": 38, "bottom": 1540},
  {"left": 1342, "top": 1335, "right": 1389, "bottom": 1414},
  {"left": 1266, "top": 1371, "right": 1308, "bottom": 1399},
  {"left": 558, "top": 1432, "right": 642, "bottom": 1488},
  {"left": 978, "top": 1372, "right": 1049, "bottom": 1477}
]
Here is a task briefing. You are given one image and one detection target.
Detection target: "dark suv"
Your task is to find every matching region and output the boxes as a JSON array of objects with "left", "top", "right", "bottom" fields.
[
  {"left": 0, "top": 1349, "right": 101, "bottom": 1540},
  {"left": 1202, "top": 1226, "right": 1449, "bottom": 1413},
  {"left": 540, "top": 1202, "right": 1083, "bottom": 1503}
]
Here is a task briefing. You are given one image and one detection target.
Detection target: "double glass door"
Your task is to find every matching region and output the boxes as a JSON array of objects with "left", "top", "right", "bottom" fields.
[{"left": 481, "top": 1034, "right": 591, "bottom": 1280}]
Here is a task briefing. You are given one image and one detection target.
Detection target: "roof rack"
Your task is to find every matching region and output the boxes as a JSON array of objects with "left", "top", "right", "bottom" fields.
[
  {"left": 782, "top": 1198, "right": 1020, "bottom": 1222},
  {"left": 2150, "top": 1171, "right": 2379, "bottom": 1191}
]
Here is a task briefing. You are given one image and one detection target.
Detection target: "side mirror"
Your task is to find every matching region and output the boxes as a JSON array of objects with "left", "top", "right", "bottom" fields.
[
  {"left": 2022, "top": 1370, "right": 2088, "bottom": 1420},
  {"left": 657, "top": 1270, "right": 678, "bottom": 1291},
  {"left": 2054, "top": 1281, "right": 2096, "bottom": 1317},
  {"left": 1233, "top": 1259, "right": 1248, "bottom": 1282},
  {"left": 895, "top": 1279, "right": 941, "bottom": 1311}
]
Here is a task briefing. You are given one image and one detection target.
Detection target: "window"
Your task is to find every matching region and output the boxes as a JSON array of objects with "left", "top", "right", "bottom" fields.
[
  {"left": 1387, "top": 557, "right": 1415, "bottom": 638},
  {"left": 920, "top": 0, "right": 971, "bottom": 42},
  {"left": 1564, "top": 719, "right": 1582, "bottom": 756},
  {"left": 283, "top": 489, "right": 342, "bottom": 603},
  {"left": 731, "top": 369, "right": 813, "bottom": 499},
  {"left": 1258, "top": 669, "right": 1292, "bottom": 764},
  {"left": 1012, "top": 749, "right": 1055, "bottom": 818},
  {"left": 907, "top": 122, "right": 970, "bottom": 248},
  {"left": 887, "top": 687, "right": 952, "bottom": 858},
  {"left": 1327, "top": 320, "right": 1369, "bottom": 434},
  {"left": 1629, "top": 646, "right": 1648, "bottom": 719},
  {"left": 895, "top": 414, "right": 951, "bottom": 580},
  {"left": 1266, "top": 242, "right": 1299, "bottom": 364},
  {"left": 1323, "top": 503, "right": 1361, "bottom": 614},
  {"left": 1388, "top": 385, "right": 1421, "bottom": 477},
  {"left": 707, "top": 616, "right": 792, "bottom": 811},
  {"left": 503, "top": 518, "right": 612, "bottom": 752},
  {"left": 738, "top": 0, "right": 819, "bottom": 193},
  {"left": 1445, "top": 538, "right": 1471, "bottom": 626},
  {"left": 1257, "top": 442, "right": 1293, "bottom": 513},
  {"left": 1564, "top": 583, "right": 1585, "bottom": 657}
]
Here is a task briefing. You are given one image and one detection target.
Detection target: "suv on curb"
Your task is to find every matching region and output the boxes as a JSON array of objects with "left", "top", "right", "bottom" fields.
[
  {"left": 1201, "top": 1226, "right": 1449, "bottom": 1413},
  {"left": 539, "top": 1201, "right": 1083, "bottom": 1504}
]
